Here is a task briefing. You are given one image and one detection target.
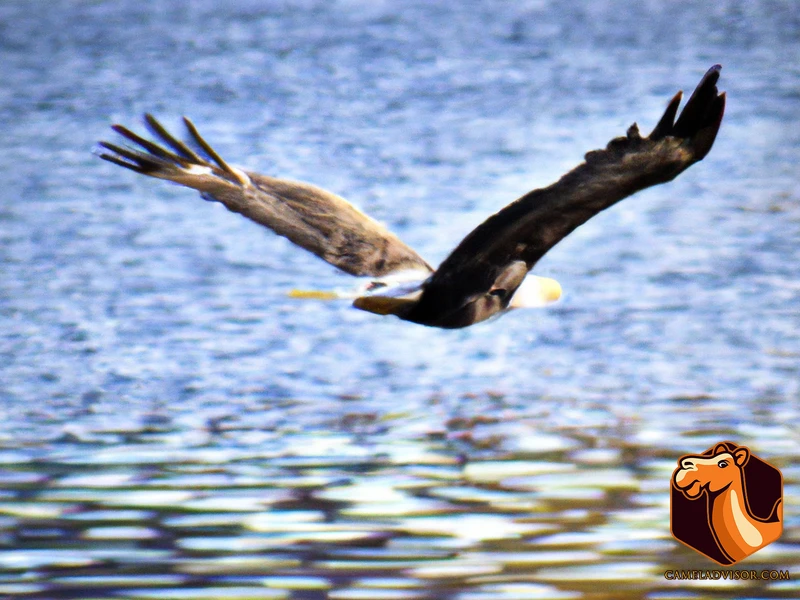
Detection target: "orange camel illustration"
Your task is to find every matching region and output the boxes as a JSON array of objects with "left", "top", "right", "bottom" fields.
[{"left": 672, "top": 443, "right": 782, "bottom": 563}]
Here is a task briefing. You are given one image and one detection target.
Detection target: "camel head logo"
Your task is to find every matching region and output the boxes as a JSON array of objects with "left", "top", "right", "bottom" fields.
[
  {"left": 670, "top": 442, "right": 783, "bottom": 565},
  {"left": 673, "top": 444, "right": 751, "bottom": 498}
]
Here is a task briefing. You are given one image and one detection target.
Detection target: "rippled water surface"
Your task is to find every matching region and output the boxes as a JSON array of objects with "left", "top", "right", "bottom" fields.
[{"left": 1, "top": 0, "right": 799, "bottom": 598}]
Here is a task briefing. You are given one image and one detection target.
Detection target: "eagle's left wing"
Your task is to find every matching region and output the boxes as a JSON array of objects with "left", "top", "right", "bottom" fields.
[{"left": 98, "top": 115, "right": 433, "bottom": 278}]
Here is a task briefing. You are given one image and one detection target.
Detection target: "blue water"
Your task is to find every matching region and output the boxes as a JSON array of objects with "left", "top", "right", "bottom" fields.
[{"left": 1, "top": 1, "right": 798, "bottom": 599}]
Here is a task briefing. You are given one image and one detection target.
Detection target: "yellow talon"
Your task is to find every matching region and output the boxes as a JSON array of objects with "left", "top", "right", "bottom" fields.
[{"left": 287, "top": 289, "right": 340, "bottom": 300}]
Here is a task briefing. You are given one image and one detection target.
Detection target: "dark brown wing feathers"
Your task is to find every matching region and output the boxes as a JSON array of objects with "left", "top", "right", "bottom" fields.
[{"left": 405, "top": 65, "right": 725, "bottom": 324}]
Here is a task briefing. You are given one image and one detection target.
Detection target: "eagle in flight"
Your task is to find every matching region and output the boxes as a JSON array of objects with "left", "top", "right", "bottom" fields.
[{"left": 98, "top": 65, "right": 725, "bottom": 329}]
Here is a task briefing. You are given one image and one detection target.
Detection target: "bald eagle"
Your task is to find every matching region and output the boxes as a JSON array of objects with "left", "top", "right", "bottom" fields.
[{"left": 98, "top": 65, "right": 724, "bottom": 328}]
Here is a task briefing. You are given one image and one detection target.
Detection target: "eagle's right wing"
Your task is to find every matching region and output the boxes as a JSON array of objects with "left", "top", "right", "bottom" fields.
[{"left": 406, "top": 65, "right": 725, "bottom": 325}]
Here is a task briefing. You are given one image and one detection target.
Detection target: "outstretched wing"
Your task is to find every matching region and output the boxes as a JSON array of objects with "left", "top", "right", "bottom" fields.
[
  {"left": 98, "top": 115, "right": 432, "bottom": 278},
  {"left": 406, "top": 65, "right": 726, "bottom": 324}
]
